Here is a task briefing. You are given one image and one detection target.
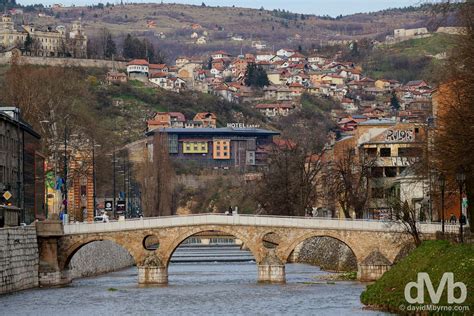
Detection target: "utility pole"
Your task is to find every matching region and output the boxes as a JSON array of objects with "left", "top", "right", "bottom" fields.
[
  {"left": 92, "top": 141, "right": 99, "bottom": 218},
  {"left": 112, "top": 149, "right": 116, "bottom": 219},
  {"left": 15, "top": 108, "right": 23, "bottom": 222},
  {"left": 63, "top": 125, "right": 68, "bottom": 216},
  {"left": 123, "top": 157, "right": 126, "bottom": 217}
]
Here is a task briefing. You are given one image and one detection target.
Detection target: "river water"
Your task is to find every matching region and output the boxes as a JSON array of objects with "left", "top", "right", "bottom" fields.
[{"left": 0, "top": 262, "right": 387, "bottom": 316}]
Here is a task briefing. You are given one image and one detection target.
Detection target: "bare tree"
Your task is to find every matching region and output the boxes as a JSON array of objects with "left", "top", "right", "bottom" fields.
[
  {"left": 388, "top": 199, "right": 422, "bottom": 246},
  {"left": 330, "top": 145, "right": 375, "bottom": 219},
  {"left": 256, "top": 137, "right": 328, "bottom": 217},
  {"left": 137, "top": 133, "right": 175, "bottom": 217}
]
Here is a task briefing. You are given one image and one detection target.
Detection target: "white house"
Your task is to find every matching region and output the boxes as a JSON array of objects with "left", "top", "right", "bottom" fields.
[
  {"left": 276, "top": 48, "right": 296, "bottom": 58},
  {"left": 127, "top": 59, "right": 149, "bottom": 79}
]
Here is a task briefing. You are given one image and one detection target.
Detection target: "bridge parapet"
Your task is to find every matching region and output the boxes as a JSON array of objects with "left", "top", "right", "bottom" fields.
[{"left": 62, "top": 214, "right": 450, "bottom": 235}]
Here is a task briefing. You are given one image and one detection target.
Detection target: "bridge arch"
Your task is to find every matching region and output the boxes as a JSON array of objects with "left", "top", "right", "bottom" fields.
[
  {"left": 60, "top": 236, "right": 140, "bottom": 271},
  {"left": 161, "top": 225, "right": 261, "bottom": 266},
  {"left": 280, "top": 232, "right": 363, "bottom": 265}
]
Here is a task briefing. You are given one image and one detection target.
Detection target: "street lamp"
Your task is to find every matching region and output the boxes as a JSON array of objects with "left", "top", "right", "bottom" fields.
[
  {"left": 39, "top": 120, "right": 50, "bottom": 219},
  {"left": 437, "top": 173, "right": 446, "bottom": 235},
  {"left": 92, "top": 141, "right": 101, "bottom": 218},
  {"left": 63, "top": 125, "right": 68, "bottom": 218},
  {"left": 456, "top": 167, "right": 466, "bottom": 243}
]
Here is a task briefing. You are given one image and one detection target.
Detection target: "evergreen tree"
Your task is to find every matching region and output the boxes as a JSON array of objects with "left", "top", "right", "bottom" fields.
[
  {"left": 390, "top": 91, "right": 400, "bottom": 111},
  {"left": 24, "top": 33, "right": 33, "bottom": 52},
  {"left": 122, "top": 34, "right": 135, "bottom": 59},
  {"left": 244, "top": 64, "right": 269, "bottom": 88},
  {"left": 104, "top": 33, "right": 116, "bottom": 59}
]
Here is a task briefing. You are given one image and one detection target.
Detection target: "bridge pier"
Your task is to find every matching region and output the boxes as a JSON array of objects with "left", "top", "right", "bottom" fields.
[
  {"left": 138, "top": 253, "right": 168, "bottom": 285},
  {"left": 257, "top": 264, "right": 286, "bottom": 283},
  {"left": 138, "top": 266, "right": 168, "bottom": 285},
  {"left": 257, "top": 250, "right": 286, "bottom": 283},
  {"left": 36, "top": 220, "right": 71, "bottom": 287},
  {"left": 357, "top": 264, "right": 391, "bottom": 281}
]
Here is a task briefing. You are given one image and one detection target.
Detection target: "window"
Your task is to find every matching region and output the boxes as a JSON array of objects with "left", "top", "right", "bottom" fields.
[
  {"left": 366, "top": 148, "right": 377, "bottom": 157},
  {"left": 384, "top": 167, "right": 397, "bottom": 177},
  {"left": 380, "top": 148, "right": 391, "bottom": 157}
]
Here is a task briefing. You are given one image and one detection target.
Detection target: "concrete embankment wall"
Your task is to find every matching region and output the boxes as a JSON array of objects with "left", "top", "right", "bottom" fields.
[
  {"left": 69, "top": 240, "right": 135, "bottom": 279},
  {"left": 0, "top": 226, "right": 39, "bottom": 294}
]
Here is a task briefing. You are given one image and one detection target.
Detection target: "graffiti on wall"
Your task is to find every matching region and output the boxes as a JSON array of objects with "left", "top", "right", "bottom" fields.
[{"left": 385, "top": 129, "right": 414, "bottom": 142}]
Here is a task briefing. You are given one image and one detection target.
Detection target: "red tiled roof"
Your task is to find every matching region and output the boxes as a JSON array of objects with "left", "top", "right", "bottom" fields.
[
  {"left": 127, "top": 59, "right": 148, "bottom": 66},
  {"left": 289, "top": 82, "right": 304, "bottom": 88},
  {"left": 149, "top": 63, "right": 167, "bottom": 69},
  {"left": 150, "top": 72, "right": 168, "bottom": 78}
]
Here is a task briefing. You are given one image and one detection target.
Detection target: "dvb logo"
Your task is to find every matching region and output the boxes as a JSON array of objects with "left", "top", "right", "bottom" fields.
[{"left": 404, "top": 273, "right": 467, "bottom": 304}]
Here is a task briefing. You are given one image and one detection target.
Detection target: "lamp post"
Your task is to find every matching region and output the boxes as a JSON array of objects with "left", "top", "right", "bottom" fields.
[
  {"left": 92, "top": 141, "right": 101, "bottom": 217},
  {"left": 113, "top": 149, "right": 116, "bottom": 219},
  {"left": 63, "top": 125, "right": 68, "bottom": 217},
  {"left": 39, "top": 120, "right": 50, "bottom": 219},
  {"left": 437, "top": 173, "right": 446, "bottom": 235},
  {"left": 456, "top": 167, "right": 466, "bottom": 243}
]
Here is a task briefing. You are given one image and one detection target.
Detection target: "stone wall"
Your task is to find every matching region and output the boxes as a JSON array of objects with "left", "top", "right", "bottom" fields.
[
  {"left": 0, "top": 226, "right": 39, "bottom": 294},
  {"left": 295, "top": 236, "right": 358, "bottom": 271},
  {"left": 69, "top": 240, "right": 134, "bottom": 279},
  {"left": 0, "top": 55, "right": 126, "bottom": 70}
]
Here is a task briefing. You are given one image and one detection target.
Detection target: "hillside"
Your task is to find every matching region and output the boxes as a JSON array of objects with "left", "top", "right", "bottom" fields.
[
  {"left": 359, "top": 33, "right": 457, "bottom": 83},
  {"left": 22, "top": 3, "right": 455, "bottom": 60}
]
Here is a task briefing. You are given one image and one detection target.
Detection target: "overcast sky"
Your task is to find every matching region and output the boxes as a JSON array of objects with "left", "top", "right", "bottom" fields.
[{"left": 17, "top": 0, "right": 427, "bottom": 17}]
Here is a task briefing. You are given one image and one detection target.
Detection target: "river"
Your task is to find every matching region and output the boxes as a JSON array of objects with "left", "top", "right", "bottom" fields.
[{"left": 0, "top": 262, "right": 387, "bottom": 315}]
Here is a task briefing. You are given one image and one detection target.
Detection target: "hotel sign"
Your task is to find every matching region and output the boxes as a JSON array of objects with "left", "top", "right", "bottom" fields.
[
  {"left": 227, "top": 123, "right": 261, "bottom": 128},
  {"left": 385, "top": 129, "right": 414, "bottom": 142}
]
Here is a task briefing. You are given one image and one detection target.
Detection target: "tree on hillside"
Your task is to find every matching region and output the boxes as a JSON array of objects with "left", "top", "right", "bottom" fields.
[
  {"left": 104, "top": 32, "right": 117, "bottom": 59},
  {"left": 122, "top": 34, "right": 165, "bottom": 63},
  {"left": 244, "top": 63, "right": 269, "bottom": 88},
  {"left": 390, "top": 91, "right": 400, "bottom": 112}
]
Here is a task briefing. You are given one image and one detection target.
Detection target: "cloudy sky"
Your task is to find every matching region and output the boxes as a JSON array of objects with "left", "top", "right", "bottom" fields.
[{"left": 17, "top": 0, "right": 427, "bottom": 16}]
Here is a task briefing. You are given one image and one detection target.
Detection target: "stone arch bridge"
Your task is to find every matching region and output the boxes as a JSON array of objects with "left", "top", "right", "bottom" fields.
[{"left": 35, "top": 214, "right": 444, "bottom": 286}]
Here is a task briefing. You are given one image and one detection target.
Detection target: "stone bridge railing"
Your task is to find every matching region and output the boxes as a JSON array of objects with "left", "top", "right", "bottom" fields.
[{"left": 63, "top": 213, "right": 452, "bottom": 235}]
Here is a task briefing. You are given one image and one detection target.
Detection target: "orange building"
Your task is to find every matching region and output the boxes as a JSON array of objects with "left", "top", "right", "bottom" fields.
[{"left": 213, "top": 139, "right": 231, "bottom": 159}]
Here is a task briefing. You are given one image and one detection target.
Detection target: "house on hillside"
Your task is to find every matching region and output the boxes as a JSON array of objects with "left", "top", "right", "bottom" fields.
[
  {"left": 127, "top": 59, "right": 149, "bottom": 80},
  {"left": 194, "top": 112, "right": 217, "bottom": 128},
  {"left": 106, "top": 71, "right": 127, "bottom": 85},
  {"left": 255, "top": 103, "right": 294, "bottom": 117}
]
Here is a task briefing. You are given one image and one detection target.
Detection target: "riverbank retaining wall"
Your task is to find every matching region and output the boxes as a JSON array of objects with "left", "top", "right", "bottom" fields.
[
  {"left": 0, "top": 226, "right": 39, "bottom": 294},
  {"left": 0, "top": 227, "right": 135, "bottom": 295},
  {"left": 69, "top": 240, "right": 135, "bottom": 279},
  {"left": 294, "top": 236, "right": 358, "bottom": 271}
]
